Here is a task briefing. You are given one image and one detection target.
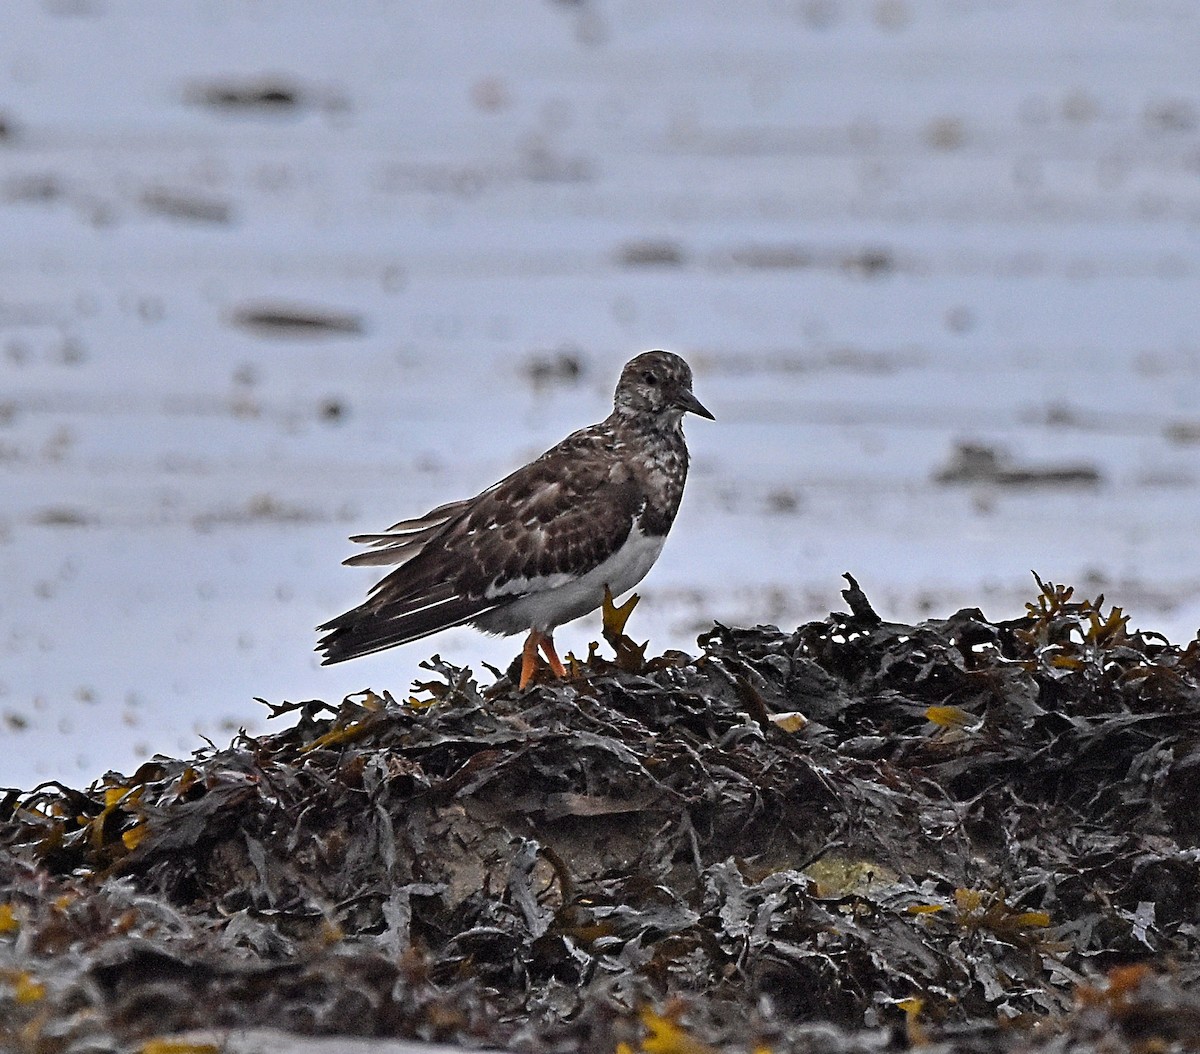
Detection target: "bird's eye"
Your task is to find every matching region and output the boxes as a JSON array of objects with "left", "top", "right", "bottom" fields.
[{"left": 642, "top": 371, "right": 658, "bottom": 385}]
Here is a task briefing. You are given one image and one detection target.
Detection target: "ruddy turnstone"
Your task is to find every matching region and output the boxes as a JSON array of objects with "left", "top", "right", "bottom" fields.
[{"left": 317, "top": 350, "right": 713, "bottom": 688}]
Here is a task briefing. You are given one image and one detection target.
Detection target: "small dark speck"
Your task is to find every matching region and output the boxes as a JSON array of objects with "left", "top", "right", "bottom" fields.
[
  {"left": 765, "top": 489, "right": 800, "bottom": 514},
  {"left": 33, "top": 507, "right": 91, "bottom": 527},
  {"left": 4, "top": 174, "right": 62, "bottom": 203},
  {"left": 141, "top": 187, "right": 233, "bottom": 225},
  {"left": 799, "top": 0, "right": 841, "bottom": 29},
  {"left": 3, "top": 711, "right": 28, "bottom": 731},
  {"left": 526, "top": 347, "right": 585, "bottom": 387},
  {"left": 1165, "top": 422, "right": 1200, "bottom": 446},
  {"left": 935, "top": 442, "right": 1101, "bottom": 488},
  {"left": 60, "top": 337, "right": 87, "bottom": 364},
  {"left": 233, "top": 364, "right": 259, "bottom": 387},
  {"left": 945, "top": 306, "right": 974, "bottom": 334},
  {"left": 843, "top": 247, "right": 894, "bottom": 278},
  {"left": 319, "top": 397, "right": 347, "bottom": 423},
  {"left": 243, "top": 87, "right": 294, "bottom": 107},
  {"left": 616, "top": 240, "right": 687, "bottom": 268},
  {"left": 1042, "top": 403, "right": 1076, "bottom": 427},
  {"left": 188, "top": 78, "right": 304, "bottom": 113},
  {"left": 1145, "top": 98, "right": 1197, "bottom": 133},
  {"left": 926, "top": 116, "right": 965, "bottom": 150},
  {"left": 230, "top": 303, "right": 364, "bottom": 338}
]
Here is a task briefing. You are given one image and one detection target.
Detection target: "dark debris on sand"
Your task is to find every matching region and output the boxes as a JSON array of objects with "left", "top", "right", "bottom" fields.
[{"left": 5, "top": 575, "right": 1200, "bottom": 1053}]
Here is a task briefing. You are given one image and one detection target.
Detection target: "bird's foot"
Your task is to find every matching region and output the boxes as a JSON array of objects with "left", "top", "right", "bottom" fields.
[
  {"left": 601, "top": 585, "right": 640, "bottom": 642},
  {"left": 539, "top": 633, "right": 568, "bottom": 679},
  {"left": 601, "top": 586, "right": 648, "bottom": 672},
  {"left": 519, "top": 629, "right": 569, "bottom": 690}
]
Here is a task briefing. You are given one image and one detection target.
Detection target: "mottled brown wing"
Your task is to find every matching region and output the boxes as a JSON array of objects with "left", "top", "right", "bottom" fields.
[
  {"left": 439, "top": 433, "right": 643, "bottom": 600},
  {"left": 342, "top": 495, "right": 478, "bottom": 567},
  {"left": 317, "top": 424, "right": 642, "bottom": 664}
]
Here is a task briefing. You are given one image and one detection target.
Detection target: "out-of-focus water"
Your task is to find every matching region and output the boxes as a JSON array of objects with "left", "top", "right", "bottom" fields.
[{"left": 2, "top": 0, "right": 1199, "bottom": 786}]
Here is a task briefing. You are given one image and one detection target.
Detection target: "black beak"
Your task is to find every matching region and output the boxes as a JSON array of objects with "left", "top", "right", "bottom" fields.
[{"left": 675, "top": 388, "right": 715, "bottom": 420}]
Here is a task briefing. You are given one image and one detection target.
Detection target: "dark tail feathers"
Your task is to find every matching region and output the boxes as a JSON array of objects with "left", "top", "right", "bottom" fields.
[{"left": 316, "top": 595, "right": 499, "bottom": 665}]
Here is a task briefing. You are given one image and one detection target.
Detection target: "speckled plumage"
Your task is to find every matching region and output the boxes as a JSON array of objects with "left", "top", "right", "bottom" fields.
[{"left": 316, "top": 351, "right": 712, "bottom": 667}]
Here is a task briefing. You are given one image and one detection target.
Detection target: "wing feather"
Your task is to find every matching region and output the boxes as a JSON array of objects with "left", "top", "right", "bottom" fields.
[
  {"left": 316, "top": 418, "right": 644, "bottom": 662},
  {"left": 433, "top": 430, "right": 642, "bottom": 599},
  {"left": 318, "top": 593, "right": 499, "bottom": 664}
]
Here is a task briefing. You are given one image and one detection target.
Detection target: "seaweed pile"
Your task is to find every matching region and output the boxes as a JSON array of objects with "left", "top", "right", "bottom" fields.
[{"left": 5, "top": 576, "right": 1200, "bottom": 1053}]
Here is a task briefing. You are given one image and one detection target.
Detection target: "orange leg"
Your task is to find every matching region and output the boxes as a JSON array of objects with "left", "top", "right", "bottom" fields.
[
  {"left": 519, "top": 632, "right": 540, "bottom": 690},
  {"left": 518, "top": 630, "right": 569, "bottom": 689},
  {"left": 538, "top": 633, "right": 567, "bottom": 679}
]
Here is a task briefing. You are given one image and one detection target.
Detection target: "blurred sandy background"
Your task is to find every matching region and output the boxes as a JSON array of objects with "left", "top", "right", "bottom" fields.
[{"left": 2, "top": 0, "right": 1199, "bottom": 784}]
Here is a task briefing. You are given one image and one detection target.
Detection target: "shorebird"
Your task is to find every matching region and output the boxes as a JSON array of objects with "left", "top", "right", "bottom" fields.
[{"left": 317, "top": 350, "right": 713, "bottom": 689}]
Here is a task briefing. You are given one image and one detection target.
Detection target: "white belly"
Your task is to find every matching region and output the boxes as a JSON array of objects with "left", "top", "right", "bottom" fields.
[{"left": 475, "top": 527, "right": 666, "bottom": 636}]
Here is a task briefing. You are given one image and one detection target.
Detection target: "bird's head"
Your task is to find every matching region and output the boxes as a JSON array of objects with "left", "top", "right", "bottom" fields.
[{"left": 614, "top": 350, "right": 714, "bottom": 425}]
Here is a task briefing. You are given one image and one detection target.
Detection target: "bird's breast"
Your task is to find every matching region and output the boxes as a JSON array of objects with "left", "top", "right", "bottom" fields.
[{"left": 631, "top": 443, "right": 687, "bottom": 537}]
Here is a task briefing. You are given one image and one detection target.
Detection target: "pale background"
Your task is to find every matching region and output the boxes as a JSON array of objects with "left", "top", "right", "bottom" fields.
[{"left": 2, "top": 0, "right": 1199, "bottom": 786}]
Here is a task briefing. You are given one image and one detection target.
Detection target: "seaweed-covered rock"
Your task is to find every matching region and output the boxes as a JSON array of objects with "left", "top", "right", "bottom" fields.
[{"left": 3, "top": 576, "right": 1200, "bottom": 1053}]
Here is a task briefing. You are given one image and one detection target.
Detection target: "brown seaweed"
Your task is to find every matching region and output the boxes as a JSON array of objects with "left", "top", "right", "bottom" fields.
[{"left": 4, "top": 575, "right": 1200, "bottom": 1052}]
